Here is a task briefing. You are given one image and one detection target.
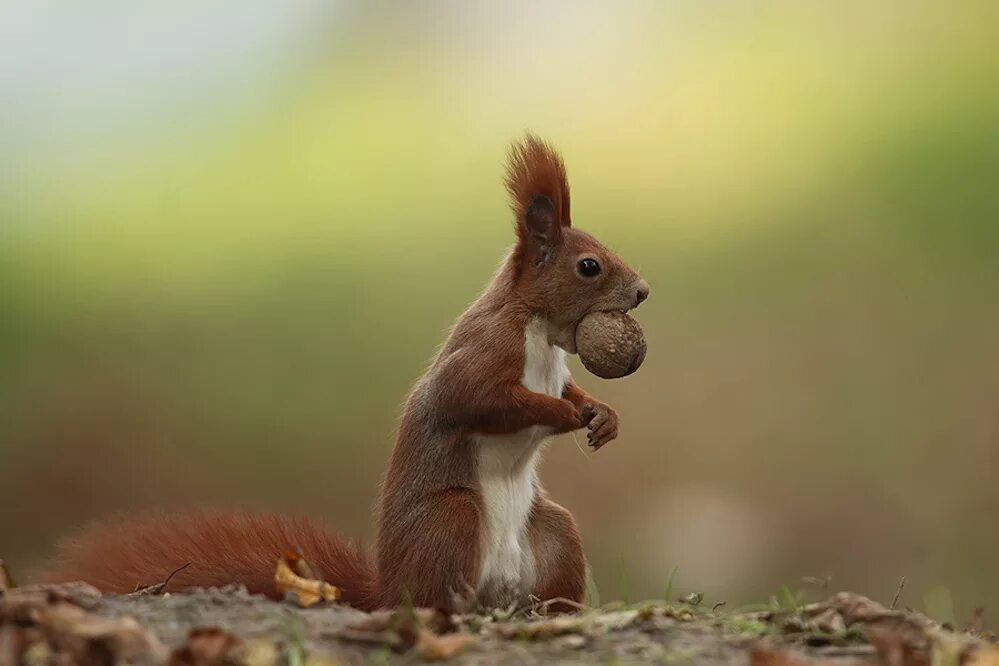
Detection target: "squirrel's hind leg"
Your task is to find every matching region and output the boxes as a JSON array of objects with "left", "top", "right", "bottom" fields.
[
  {"left": 528, "top": 497, "right": 586, "bottom": 612},
  {"left": 376, "top": 488, "right": 481, "bottom": 611}
]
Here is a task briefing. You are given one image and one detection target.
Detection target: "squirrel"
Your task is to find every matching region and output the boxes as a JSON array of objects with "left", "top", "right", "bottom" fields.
[{"left": 38, "top": 134, "right": 650, "bottom": 613}]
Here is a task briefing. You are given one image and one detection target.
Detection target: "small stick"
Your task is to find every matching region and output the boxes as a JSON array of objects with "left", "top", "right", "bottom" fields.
[
  {"left": 534, "top": 597, "right": 592, "bottom": 613},
  {"left": 890, "top": 576, "right": 906, "bottom": 610},
  {"left": 967, "top": 607, "right": 985, "bottom": 634},
  {"left": 129, "top": 561, "right": 192, "bottom": 597},
  {"left": 161, "top": 560, "right": 193, "bottom": 589}
]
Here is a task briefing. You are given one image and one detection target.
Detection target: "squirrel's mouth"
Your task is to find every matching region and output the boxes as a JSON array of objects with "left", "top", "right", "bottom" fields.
[{"left": 551, "top": 306, "right": 638, "bottom": 354}]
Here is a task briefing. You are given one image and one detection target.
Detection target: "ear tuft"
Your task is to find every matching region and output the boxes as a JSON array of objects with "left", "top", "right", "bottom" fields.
[
  {"left": 505, "top": 133, "right": 571, "bottom": 234},
  {"left": 505, "top": 134, "right": 571, "bottom": 274}
]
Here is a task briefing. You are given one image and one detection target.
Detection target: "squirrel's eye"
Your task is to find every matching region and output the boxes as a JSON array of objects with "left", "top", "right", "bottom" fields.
[{"left": 577, "top": 258, "right": 601, "bottom": 278}]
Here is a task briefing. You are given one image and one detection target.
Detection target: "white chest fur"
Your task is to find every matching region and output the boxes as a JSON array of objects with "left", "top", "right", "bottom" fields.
[{"left": 475, "top": 318, "right": 570, "bottom": 604}]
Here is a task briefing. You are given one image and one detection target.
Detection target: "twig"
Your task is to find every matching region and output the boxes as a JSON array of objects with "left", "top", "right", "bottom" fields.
[
  {"left": 966, "top": 607, "right": 985, "bottom": 634},
  {"left": 162, "top": 561, "right": 193, "bottom": 587},
  {"left": 890, "top": 576, "right": 906, "bottom": 610},
  {"left": 534, "top": 597, "right": 592, "bottom": 614},
  {"left": 801, "top": 575, "right": 832, "bottom": 590},
  {"left": 129, "top": 561, "right": 192, "bottom": 597}
]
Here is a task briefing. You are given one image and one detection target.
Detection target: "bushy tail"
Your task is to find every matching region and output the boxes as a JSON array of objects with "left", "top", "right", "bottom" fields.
[{"left": 36, "top": 510, "right": 378, "bottom": 610}]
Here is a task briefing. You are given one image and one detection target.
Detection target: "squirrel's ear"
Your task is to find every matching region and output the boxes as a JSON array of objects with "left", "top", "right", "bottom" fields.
[{"left": 522, "top": 194, "right": 562, "bottom": 265}]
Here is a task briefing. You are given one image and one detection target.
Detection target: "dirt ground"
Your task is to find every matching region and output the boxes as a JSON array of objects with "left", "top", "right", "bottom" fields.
[{"left": 1, "top": 581, "right": 996, "bottom": 665}]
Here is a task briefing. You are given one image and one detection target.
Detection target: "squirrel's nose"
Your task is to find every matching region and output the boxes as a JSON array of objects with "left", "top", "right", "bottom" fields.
[{"left": 634, "top": 281, "right": 650, "bottom": 308}]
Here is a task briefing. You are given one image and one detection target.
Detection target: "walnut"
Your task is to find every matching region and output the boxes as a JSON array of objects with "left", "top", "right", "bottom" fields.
[{"left": 575, "top": 311, "right": 647, "bottom": 379}]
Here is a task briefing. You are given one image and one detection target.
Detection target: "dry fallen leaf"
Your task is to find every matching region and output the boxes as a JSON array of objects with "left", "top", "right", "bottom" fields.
[
  {"left": 496, "top": 615, "right": 586, "bottom": 640},
  {"left": 0, "top": 624, "right": 24, "bottom": 665},
  {"left": 1, "top": 583, "right": 166, "bottom": 664},
  {"left": 750, "top": 645, "right": 865, "bottom": 666},
  {"left": 341, "top": 606, "right": 473, "bottom": 660},
  {"left": 865, "top": 626, "right": 931, "bottom": 666},
  {"left": 969, "top": 647, "right": 999, "bottom": 666},
  {"left": 169, "top": 626, "right": 242, "bottom": 666},
  {"left": 274, "top": 551, "right": 340, "bottom": 608},
  {"left": 240, "top": 639, "right": 281, "bottom": 666},
  {"left": 592, "top": 609, "right": 641, "bottom": 631},
  {"left": 302, "top": 655, "right": 344, "bottom": 666},
  {"left": 414, "top": 629, "right": 474, "bottom": 661},
  {"left": 342, "top": 607, "right": 440, "bottom": 649},
  {"left": 1, "top": 582, "right": 103, "bottom": 616},
  {"left": 0, "top": 561, "right": 16, "bottom": 593},
  {"left": 38, "top": 599, "right": 168, "bottom": 663},
  {"left": 493, "top": 609, "right": 641, "bottom": 642}
]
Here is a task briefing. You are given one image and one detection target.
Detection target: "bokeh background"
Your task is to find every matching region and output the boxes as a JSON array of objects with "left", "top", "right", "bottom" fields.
[{"left": 2, "top": 2, "right": 997, "bottom": 621}]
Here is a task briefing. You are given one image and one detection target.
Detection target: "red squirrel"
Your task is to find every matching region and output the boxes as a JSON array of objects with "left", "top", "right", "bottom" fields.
[{"left": 39, "top": 135, "right": 650, "bottom": 612}]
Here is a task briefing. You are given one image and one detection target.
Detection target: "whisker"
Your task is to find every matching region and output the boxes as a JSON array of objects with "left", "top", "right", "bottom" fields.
[{"left": 569, "top": 431, "right": 592, "bottom": 459}]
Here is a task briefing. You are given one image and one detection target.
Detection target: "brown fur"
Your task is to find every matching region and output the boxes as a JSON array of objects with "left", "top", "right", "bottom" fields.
[
  {"left": 528, "top": 496, "right": 586, "bottom": 606},
  {"left": 505, "top": 133, "right": 571, "bottom": 276},
  {"left": 38, "top": 510, "right": 377, "bottom": 609},
  {"left": 375, "top": 488, "right": 481, "bottom": 608},
  {"left": 38, "top": 135, "right": 648, "bottom": 612}
]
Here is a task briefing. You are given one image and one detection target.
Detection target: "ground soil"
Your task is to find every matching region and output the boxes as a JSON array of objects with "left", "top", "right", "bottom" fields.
[{"left": 1, "top": 582, "right": 994, "bottom": 665}]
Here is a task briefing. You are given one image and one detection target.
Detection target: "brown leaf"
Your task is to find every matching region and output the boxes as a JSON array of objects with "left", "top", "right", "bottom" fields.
[
  {"left": 341, "top": 606, "right": 473, "bottom": 660},
  {"left": 968, "top": 647, "right": 999, "bottom": 666},
  {"left": 494, "top": 615, "right": 585, "bottom": 640},
  {"left": 274, "top": 552, "right": 340, "bottom": 608},
  {"left": 493, "top": 610, "right": 642, "bottom": 641},
  {"left": 414, "top": 629, "right": 474, "bottom": 661},
  {"left": 169, "top": 626, "right": 243, "bottom": 666},
  {"left": 1, "top": 582, "right": 103, "bottom": 619},
  {"left": 784, "top": 592, "right": 936, "bottom": 665},
  {"left": 239, "top": 640, "right": 281, "bottom": 666},
  {"left": 342, "top": 608, "right": 432, "bottom": 650},
  {"left": 862, "top": 625, "right": 942, "bottom": 666},
  {"left": 38, "top": 599, "right": 168, "bottom": 664},
  {"left": 800, "top": 592, "right": 898, "bottom": 625},
  {"left": 750, "top": 644, "right": 865, "bottom": 666},
  {"left": 1, "top": 583, "right": 165, "bottom": 664},
  {"left": 0, "top": 624, "right": 25, "bottom": 665},
  {"left": 348, "top": 608, "right": 408, "bottom": 633},
  {"left": 0, "top": 560, "right": 16, "bottom": 593}
]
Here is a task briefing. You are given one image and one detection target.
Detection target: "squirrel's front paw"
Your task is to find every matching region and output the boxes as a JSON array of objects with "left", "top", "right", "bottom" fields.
[
  {"left": 549, "top": 399, "right": 585, "bottom": 433},
  {"left": 581, "top": 402, "right": 619, "bottom": 450}
]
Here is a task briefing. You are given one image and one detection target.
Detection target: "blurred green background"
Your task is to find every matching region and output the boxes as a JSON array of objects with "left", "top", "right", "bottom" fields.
[{"left": 2, "top": 2, "right": 997, "bottom": 621}]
